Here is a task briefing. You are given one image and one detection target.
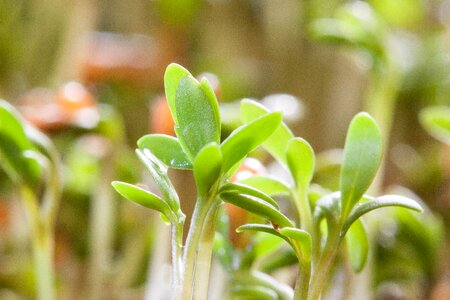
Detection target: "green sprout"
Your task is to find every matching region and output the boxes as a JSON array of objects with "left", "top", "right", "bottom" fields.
[{"left": 112, "top": 64, "right": 423, "bottom": 300}]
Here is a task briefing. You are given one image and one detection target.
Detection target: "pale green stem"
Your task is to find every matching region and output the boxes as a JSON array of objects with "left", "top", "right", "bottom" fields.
[
  {"left": 181, "top": 196, "right": 213, "bottom": 300},
  {"left": 88, "top": 157, "right": 115, "bottom": 300},
  {"left": 171, "top": 222, "right": 184, "bottom": 299},
  {"left": 292, "top": 189, "right": 313, "bottom": 233},
  {"left": 308, "top": 225, "right": 341, "bottom": 300},
  {"left": 293, "top": 255, "right": 311, "bottom": 300},
  {"left": 192, "top": 204, "right": 219, "bottom": 300},
  {"left": 21, "top": 186, "right": 56, "bottom": 300}
]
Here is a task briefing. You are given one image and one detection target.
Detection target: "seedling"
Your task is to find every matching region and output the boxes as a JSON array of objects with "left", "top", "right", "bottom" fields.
[
  {"left": 0, "top": 100, "right": 62, "bottom": 300},
  {"left": 113, "top": 64, "right": 423, "bottom": 300}
]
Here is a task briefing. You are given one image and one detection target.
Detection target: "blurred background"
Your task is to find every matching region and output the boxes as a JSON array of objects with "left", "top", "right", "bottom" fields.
[{"left": 1, "top": 0, "right": 450, "bottom": 299}]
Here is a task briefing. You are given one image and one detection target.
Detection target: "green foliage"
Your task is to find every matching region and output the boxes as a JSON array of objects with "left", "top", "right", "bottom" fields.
[
  {"left": 342, "top": 195, "right": 423, "bottom": 235},
  {"left": 194, "top": 142, "right": 222, "bottom": 196},
  {"left": 112, "top": 181, "right": 173, "bottom": 220},
  {"left": 286, "top": 138, "right": 315, "bottom": 194},
  {"left": 138, "top": 134, "right": 192, "bottom": 170},
  {"left": 240, "top": 99, "right": 294, "bottom": 165},
  {"left": 220, "top": 192, "right": 293, "bottom": 228},
  {"left": 220, "top": 112, "right": 282, "bottom": 173},
  {"left": 420, "top": 106, "right": 450, "bottom": 145},
  {"left": 0, "top": 100, "right": 41, "bottom": 186},
  {"left": 238, "top": 175, "right": 291, "bottom": 197},
  {"left": 112, "top": 64, "right": 425, "bottom": 300},
  {"left": 345, "top": 219, "right": 368, "bottom": 272},
  {"left": 340, "top": 112, "right": 382, "bottom": 218}
]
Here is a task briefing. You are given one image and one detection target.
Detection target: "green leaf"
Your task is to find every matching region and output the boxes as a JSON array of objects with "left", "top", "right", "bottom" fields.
[
  {"left": 220, "top": 182, "right": 279, "bottom": 209},
  {"left": 199, "top": 78, "right": 221, "bottom": 136},
  {"left": 164, "top": 63, "right": 191, "bottom": 124},
  {"left": 231, "top": 285, "right": 278, "bottom": 300},
  {"left": 240, "top": 99, "right": 294, "bottom": 165},
  {"left": 237, "top": 224, "right": 287, "bottom": 242},
  {"left": 175, "top": 76, "right": 220, "bottom": 160},
  {"left": 279, "top": 227, "right": 312, "bottom": 262},
  {"left": 138, "top": 134, "right": 192, "bottom": 170},
  {"left": 221, "top": 193, "right": 294, "bottom": 228},
  {"left": 136, "top": 149, "right": 181, "bottom": 214},
  {"left": 194, "top": 143, "right": 222, "bottom": 196},
  {"left": 254, "top": 232, "right": 285, "bottom": 259},
  {"left": 342, "top": 195, "right": 423, "bottom": 235},
  {"left": 286, "top": 138, "right": 315, "bottom": 194},
  {"left": 221, "top": 112, "right": 282, "bottom": 173},
  {"left": 238, "top": 175, "right": 291, "bottom": 196},
  {"left": 0, "top": 101, "right": 41, "bottom": 186},
  {"left": 420, "top": 106, "right": 450, "bottom": 145},
  {"left": 340, "top": 112, "right": 382, "bottom": 218},
  {"left": 112, "top": 181, "right": 172, "bottom": 220},
  {"left": 345, "top": 219, "right": 368, "bottom": 272}
]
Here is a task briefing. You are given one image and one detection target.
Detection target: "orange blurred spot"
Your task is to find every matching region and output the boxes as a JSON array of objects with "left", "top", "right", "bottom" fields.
[
  {"left": 19, "top": 82, "right": 99, "bottom": 131},
  {"left": 226, "top": 158, "right": 266, "bottom": 248},
  {"left": 150, "top": 96, "right": 175, "bottom": 135}
]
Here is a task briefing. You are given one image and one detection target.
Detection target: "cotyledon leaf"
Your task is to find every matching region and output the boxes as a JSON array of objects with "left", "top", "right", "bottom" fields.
[
  {"left": 238, "top": 175, "right": 291, "bottom": 197},
  {"left": 221, "top": 192, "right": 293, "bottom": 228},
  {"left": 340, "top": 112, "right": 382, "bottom": 218},
  {"left": 221, "top": 112, "right": 282, "bottom": 174},
  {"left": 240, "top": 99, "right": 293, "bottom": 165},
  {"left": 138, "top": 134, "right": 192, "bottom": 170},
  {"left": 112, "top": 181, "right": 173, "bottom": 221},
  {"left": 164, "top": 63, "right": 191, "bottom": 124},
  {"left": 194, "top": 142, "right": 222, "bottom": 196},
  {"left": 345, "top": 219, "right": 369, "bottom": 272}
]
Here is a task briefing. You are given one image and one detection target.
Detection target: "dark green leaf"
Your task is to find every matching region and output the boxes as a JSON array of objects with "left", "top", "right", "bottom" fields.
[
  {"left": 340, "top": 112, "right": 382, "bottom": 218},
  {"left": 342, "top": 195, "right": 423, "bottom": 235},
  {"left": 221, "top": 112, "right": 282, "bottom": 173},
  {"left": 220, "top": 182, "right": 279, "bottom": 209},
  {"left": 194, "top": 143, "right": 222, "bottom": 196},
  {"left": 164, "top": 63, "right": 191, "bottom": 124},
  {"left": 138, "top": 134, "right": 192, "bottom": 170},
  {"left": 420, "top": 106, "right": 450, "bottom": 145},
  {"left": 238, "top": 175, "right": 291, "bottom": 196},
  {"left": 286, "top": 138, "right": 315, "bottom": 194},
  {"left": 112, "top": 181, "right": 172, "bottom": 220},
  {"left": 221, "top": 193, "right": 293, "bottom": 227},
  {"left": 175, "top": 76, "right": 220, "bottom": 160},
  {"left": 240, "top": 99, "right": 294, "bottom": 165},
  {"left": 345, "top": 219, "right": 368, "bottom": 272},
  {"left": 279, "top": 227, "right": 312, "bottom": 262}
]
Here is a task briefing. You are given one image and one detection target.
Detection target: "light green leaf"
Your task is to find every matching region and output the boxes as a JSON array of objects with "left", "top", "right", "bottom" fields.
[
  {"left": 220, "top": 182, "right": 279, "bottom": 209},
  {"left": 240, "top": 99, "right": 294, "bottom": 165},
  {"left": 231, "top": 285, "right": 278, "bottom": 300},
  {"left": 420, "top": 106, "right": 450, "bottom": 145},
  {"left": 237, "top": 224, "right": 287, "bottom": 242},
  {"left": 221, "top": 112, "right": 282, "bottom": 173},
  {"left": 340, "top": 112, "right": 382, "bottom": 218},
  {"left": 136, "top": 149, "right": 181, "bottom": 213},
  {"left": 221, "top": 193, "right": 293, "bottom": 228},
  {"left": 279, "top": 227, "right": 312, "bottom": 262},
  {"left": 345, "top": 219, "right": 368, "bottom": 272},
  {"left": 286, "top": 138, "right": 315, "bottom": 194},
  {"left": 199, "top": 78, "right": 221, "bottom": 136},
  {"left": 175, "top": 76, "right": 220, "bottom": 160},
  {"left": 194, "top": 143, "right": 222, "bottom": 196},
  {"left": 0, "top": 100, "right": 41, "bottom": 186},
  {"left": 164, "top": 63, "right": 191, "bottom": 124},
  {"left": 112, "top": 181, "right": 172, "bottom": 220},
  {"left": 238, "top": 175, "right": 291, "bottom": 196},
  {"left": 138, "top": 134, "right": 192, "bottom": 170},
  {"left": 342, "top": 195, "right": 423, "bottom": 235}
]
